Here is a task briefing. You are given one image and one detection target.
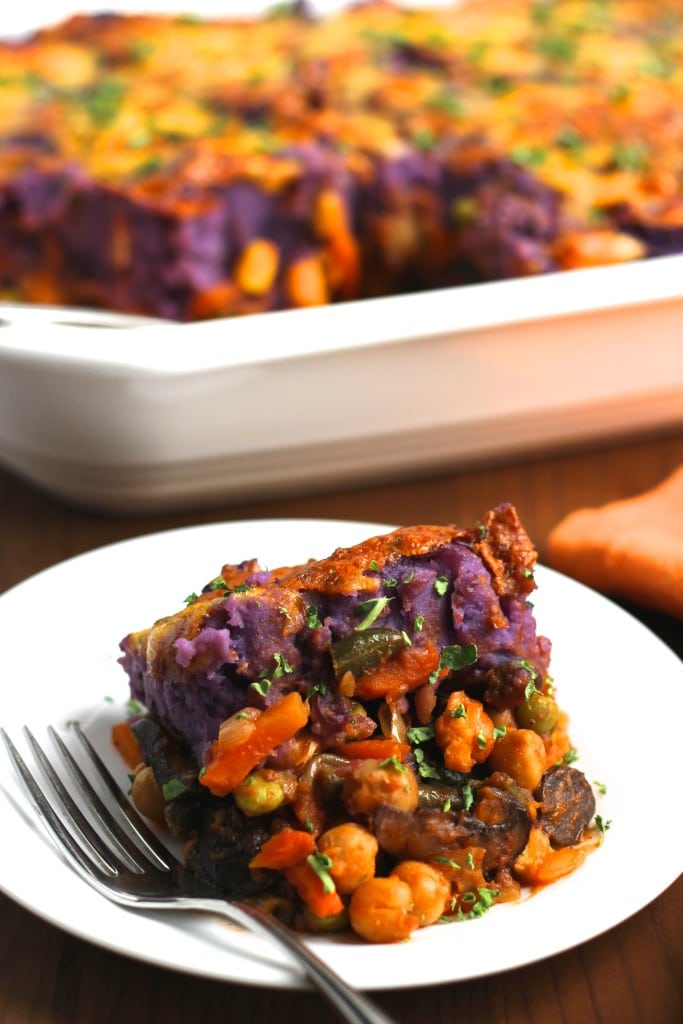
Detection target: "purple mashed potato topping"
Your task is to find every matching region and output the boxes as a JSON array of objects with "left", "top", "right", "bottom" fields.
[{"left": 119, "top": 507, "right": 549, "bottom": 764}]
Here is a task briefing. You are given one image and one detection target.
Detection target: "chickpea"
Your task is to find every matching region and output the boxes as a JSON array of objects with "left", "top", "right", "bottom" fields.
[
  {"left": 391, "top": 861, "right": 451, "bottom": 927},
  {"left": 434, "top": 691, "right": 495, "bottom": 773},
  {"left": 487, "top": 728, "right": 547, "bottom": 791},
  {"left": 349, "top": 876, "right": 419, "bottom": 943},
  {"left": 130, "top": 765, "right": 166, "bottom": 824},
  {"left": 233, "top": 770, "right": 286, "bottom": 816},
  {"left": 342, "top": 758, "right": 419, "bottom": 817},
  {"left": 318, "top": 823, "right": 379, "bottom": 895}
]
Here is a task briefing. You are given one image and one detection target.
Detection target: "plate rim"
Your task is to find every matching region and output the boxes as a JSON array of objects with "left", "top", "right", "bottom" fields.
[{"left": 1, "top": 516, "right": 682, "bottom": 990}]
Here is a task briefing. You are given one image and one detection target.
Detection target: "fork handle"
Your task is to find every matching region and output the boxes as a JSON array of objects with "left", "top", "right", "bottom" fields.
[{"left": 201, "top": 898, "right": 398, "bottom": 1024}]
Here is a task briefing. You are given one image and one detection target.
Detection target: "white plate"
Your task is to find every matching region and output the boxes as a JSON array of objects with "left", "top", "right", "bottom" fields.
[{"left": 1, "top": 518, "right": 682, "bottom": 990}]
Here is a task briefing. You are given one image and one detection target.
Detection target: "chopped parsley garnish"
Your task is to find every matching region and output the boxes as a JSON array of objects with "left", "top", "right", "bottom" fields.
[
  {"left": 306, "top": 853, "right": 336, "bottom": 893},
  {"left": 125, "top": 698, "right": 145, "bottom": 716},
  {"left": 433, "top": 576, "right": 449, "bottom": 596},
  {"left": 378, "top": 755, "right": 407, "bottom": 773},
  {"left": 406, "top": 724, "right": 435, "bottom": 744},
  {"left": 413, "top": 748, "right": 441, "bottom": 780},
  {"left": 434, "top": 856, "right": 460, "bottom": 870},
  {"left": 430, "top": 643, "right": 478, "bottom": 684},
  {"left": 414, "top": 615, "right": 424, "bottom": 632},
  {"left": 134, "top": 155, "right": 164, "bottom": 177},
  {"left": 450, "top": 702, "right": 467, "bottom": 719},
  {"left": 413, "top": 127, "right": 438, "bottom": 151},
  {"left": 510, "top": 144, "right": 547, "bottom": 168},
  {"left": 251, "top": 652, "right": 292, "bottom": 696},
  {"left": 272, "top": 652, "right": 293, "bottom": 678},
  {"left": 250, "top": 678, "right": 271, "bottom": 697},
  {"left": 202, "top": 576, "right": 254, "bottom": 598},
  {"left": 593, "top": 779, "right": 608, "bottom": 795},
  {"left": 461, "top": 783, "right": 474, "bottom": 811},
  {"left": 612, "top": 141, "right": 649, "bottom": 172},
  {"left": 428, "top": 87, "right": 464, "bottom": 116},
  {"left": 534, "top": 32, "right": 577, "bottom": 63},
  {"left": 407, "top": 723, "right": 439, "bottom": 779},
  {"left": 206, "top": 574, "right": 229, "bottom": 592},
  {"left": 493, "top": 725, "right": 507, "bottom": 740},
  {"left": 306, "top": 605, "right": 321, "bottom": 629},
  {"left": 161, "top": 778, "right": 188, "bottom": 801},
  {"left": 355, "top": 596, "right": 392, "bottom": 630},
  {"left": 457, "top": 886, "right": 499, "bottom": 919},
  {"left": 556, "top": 127, "right": 586, "bottom": 154},
  {"left": 476, "top": 731, "right": 487, "bottom": 749},
  {"left": 83, "top": 80, "right": 125, "bottom": 125},
  {"left": 595, "top": 815, "right": 612, "bottom": 837},
  {"left": 561, "top": 748, "right": 579, "bottom": 765},
  {"left": 441, "top": 644, "right": 477, "bottom": 671},
  {"left": 519, "top": 660, "right": 541, "bottom": 700}
]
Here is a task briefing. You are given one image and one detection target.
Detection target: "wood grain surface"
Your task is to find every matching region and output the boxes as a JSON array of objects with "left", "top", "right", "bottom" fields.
[{"left": 1, "top": 427, "right": 682, "bottom": 1024}]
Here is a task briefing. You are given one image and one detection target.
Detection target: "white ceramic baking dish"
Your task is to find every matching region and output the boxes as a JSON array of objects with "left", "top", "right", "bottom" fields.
[
  {"left": 2, "top": 1, "right": 682, "bottom": 512},
  {"left": 1, "top": 254, "right": 682, "bottom": 511}
]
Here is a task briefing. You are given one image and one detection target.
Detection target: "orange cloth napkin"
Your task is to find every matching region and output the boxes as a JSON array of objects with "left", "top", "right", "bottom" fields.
[{"left": 547, "top": 465, "right": 683, "bottom": 620}]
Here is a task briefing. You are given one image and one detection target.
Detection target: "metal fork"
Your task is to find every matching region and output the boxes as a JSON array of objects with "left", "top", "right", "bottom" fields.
[{"left": 1, "top": 724, "right": 397, "bottom": 1024}]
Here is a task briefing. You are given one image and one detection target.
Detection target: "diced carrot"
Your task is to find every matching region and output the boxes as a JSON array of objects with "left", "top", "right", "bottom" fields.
[
  {"left": 200, "top": 691, "right": 309, "bottom": 797},
  {"left": 331, "top": 738, "right": 410, "bottom": 762},
  {"left": 235, "top": 238, "right": 279, "bottom": 296},
  {"left": 551, "top": 229, "right": 645, "bottom": 270},
  {"left": 111, "top": 721, "right": 142, "bottom": 770},
  {"left": 513, "top": 826, "right": 589, "bottom": 886},
  {"left": 249, "top": 828, "right": 316, "bottom": 870},
  {"left": 354, "top": 644, "right": 440, "bottom": 701},
  {"left": 284, "top": 859, "right": 345, "bottom": 919},
  {"left": 326, "top": 233, "right": 361, "bottom": 298},
  {"left": 189, "top": 280, "right": 238, "bottom": 319},
  {"left": 285, "top": 255, "right": 329, "bottom": 307},
  {"left": 313, "top": 188, "right": 349, "bottom": 240}
]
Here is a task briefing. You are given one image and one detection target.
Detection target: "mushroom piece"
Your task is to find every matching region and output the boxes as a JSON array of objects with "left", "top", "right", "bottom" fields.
[{"left": 535, "top": 764, "right": 596, "bottom": 847}]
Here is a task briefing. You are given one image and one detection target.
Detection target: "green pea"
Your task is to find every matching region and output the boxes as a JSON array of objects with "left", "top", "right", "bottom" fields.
[
  {"left": 233, "top": 772, "right": 285, "bottom": 816},
  {"left": 516, "top": 691, "right": 559, "bottom": 735},
  {"left": 301, "top": 905, "right": 349, "bottom": 932}
]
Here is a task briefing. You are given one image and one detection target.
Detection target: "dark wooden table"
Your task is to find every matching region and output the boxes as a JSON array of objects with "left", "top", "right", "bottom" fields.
[{"left": 1, "top": 428, "right": 682, "bottom": 1024}]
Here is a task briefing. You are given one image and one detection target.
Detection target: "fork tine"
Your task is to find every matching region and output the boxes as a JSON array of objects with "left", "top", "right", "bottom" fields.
[
  {"left": 70, "top": 722, "right": 174, "bottom": 871},
  {"left": 23, "top": 726, "right": 139, "bottom": 875},
  {"left": 46, "top": 726, "right": 151, "bottom": 874},
  {"left": 1, "top": 727, "right": 119, "bottom": 878}
]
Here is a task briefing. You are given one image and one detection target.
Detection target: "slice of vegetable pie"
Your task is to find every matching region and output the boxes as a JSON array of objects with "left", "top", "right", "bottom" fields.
[{"left": 117, "top": 505, "right": 598, "bottom": 942}]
